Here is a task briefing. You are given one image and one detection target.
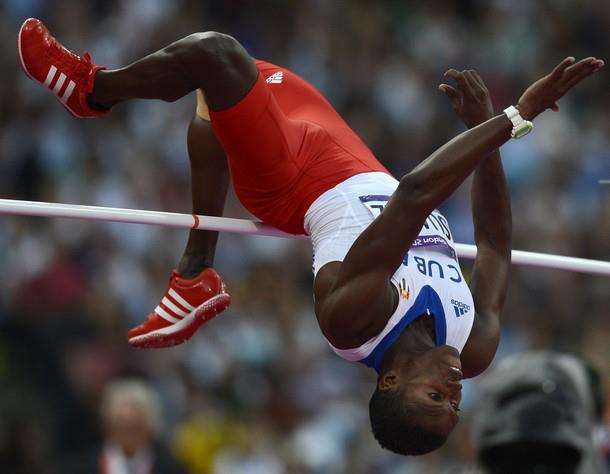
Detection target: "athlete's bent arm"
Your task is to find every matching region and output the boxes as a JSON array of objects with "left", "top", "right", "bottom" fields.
[
  {"left": 320, "top": 57, "right": 603, "bottom": 347},
  {"left": 439, "top": 70, "right": 511, "bottom": 378},
  {"left": 459, "top": 146, "right": 510, "bottom": 378}
]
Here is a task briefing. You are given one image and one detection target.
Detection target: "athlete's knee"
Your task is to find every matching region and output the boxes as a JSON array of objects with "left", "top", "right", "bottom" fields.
[
  {"left": 173, "top": 32, "right": 250, "bottom": 73},
  {"left": 196, "top": 32, "right": 243, "bottom": 57},
  {"left": 167, "top": 31, "right": 257, "bottom": 110}
]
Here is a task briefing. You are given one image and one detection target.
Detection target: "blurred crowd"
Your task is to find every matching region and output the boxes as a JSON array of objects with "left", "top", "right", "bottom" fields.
[{"left": 0, "top": 0, "right": 609, "bottom": 473}]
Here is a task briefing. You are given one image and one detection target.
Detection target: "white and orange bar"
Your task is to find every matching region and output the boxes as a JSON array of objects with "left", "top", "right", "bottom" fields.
[
  {"left": 1, "top": 198, "right": 609, "bottom": 276},
  {"left": 0, "top": 198, "right": 306, "bottom": 239}
]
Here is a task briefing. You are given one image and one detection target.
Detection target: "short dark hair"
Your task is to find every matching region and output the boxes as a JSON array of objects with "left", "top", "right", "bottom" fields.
[{"left": 369, "top": 385, "right": 448, "bottom": 455}]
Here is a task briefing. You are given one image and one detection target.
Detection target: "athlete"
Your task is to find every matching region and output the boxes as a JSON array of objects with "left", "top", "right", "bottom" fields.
[{"left": 17, "top": 18, "right": 603, "bottom": 455}]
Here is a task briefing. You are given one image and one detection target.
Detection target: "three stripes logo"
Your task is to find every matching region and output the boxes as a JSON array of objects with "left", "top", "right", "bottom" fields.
[
  {"left": 42, "top": 65, "right": 76, "bottom": 104},
  {"left": 451, "top": 299, "right": 470, "bottom": 317},
  {"left": 266, "top": 71, "right": 284, "bottom": 84},
  {"left": 154, "top": 288, "right": 196, "bottom": 324}
]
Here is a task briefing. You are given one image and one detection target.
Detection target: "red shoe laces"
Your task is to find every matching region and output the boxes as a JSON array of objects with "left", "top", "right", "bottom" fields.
[{"left": 46, "top": 31, "right": 93, "bottom": 79}]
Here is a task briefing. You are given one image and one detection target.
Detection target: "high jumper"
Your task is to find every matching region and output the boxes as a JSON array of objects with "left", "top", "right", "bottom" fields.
[{"left": 17, "top": 18, "right": 604, "bottom": 455}]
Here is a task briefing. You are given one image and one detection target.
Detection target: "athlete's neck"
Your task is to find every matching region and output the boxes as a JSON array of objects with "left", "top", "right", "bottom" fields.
[{"left": 378, "top": 314, "right": 436, "bottom": 370}]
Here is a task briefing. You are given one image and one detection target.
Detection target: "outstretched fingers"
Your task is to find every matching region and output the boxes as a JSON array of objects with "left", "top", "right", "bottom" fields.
[
  {"left": 564, "top": 57, "right": 604, "bottom": 75},
  {"left": 444, "top": 68, "right": 469, "bottom": 89},
  {"left": 439, "top": 83, "right": 460, "bottom": 101},
  {"left": 440, "top": 69, "right": 467, "bottom": 106},
  {"left": 467, "top": 70, "right": 486, "bottom": 89},
  {"left": 550, "top": 56, "right": 576, "bottom": 79},
  {"left": 562, "top": 57, "right": 604, "bottom": 89},
  {"left": 546, "top": 56, "right": 604, "bottom": 111},
  {"left": 518, "top": 55, "right": 603, "bottom": 120},
  {"left": 463, "top": 70, "right": 489, "bottom": 97}
]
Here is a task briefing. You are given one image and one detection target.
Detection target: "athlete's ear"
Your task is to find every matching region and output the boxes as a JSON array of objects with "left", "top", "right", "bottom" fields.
[{"left": 378, "top": 371, "right": 398, "bottom": 391}]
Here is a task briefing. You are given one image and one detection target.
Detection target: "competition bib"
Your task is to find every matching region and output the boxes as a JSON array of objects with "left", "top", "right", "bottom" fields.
[{"left": 359, "top": 195, "right": 457, "bottom": 260}]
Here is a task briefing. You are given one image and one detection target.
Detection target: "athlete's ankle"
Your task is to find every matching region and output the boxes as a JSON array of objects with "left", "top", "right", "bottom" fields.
[
  {"left": 86, "top": 94, "right": 112, "bottom": 112},
  {"left": 87, "top": 70, "right": 114, "bottom": 110},
  {"left": 176, "top": 259, "right": 211, "bottom": 280}
]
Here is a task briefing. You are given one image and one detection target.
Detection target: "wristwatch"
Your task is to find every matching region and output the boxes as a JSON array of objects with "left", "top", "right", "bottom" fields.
[{"left": 504, "top": 106, "right": 534, "bottom": 139}]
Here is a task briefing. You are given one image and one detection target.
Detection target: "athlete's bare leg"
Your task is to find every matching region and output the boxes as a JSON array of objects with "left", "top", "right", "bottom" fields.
[
  {"left": 177, "top": 115, "right": 229, "bottom": 278},
  {"left": 84, "top": 33, "right": 250, "bottom": 277},
  {"left": 84, "top": 32, "right": 253, "bottom": 343},
  {"left": 19, "top": 21, "right": 248, "bottom": 346},
  {"left": 88, "top": 32, "right": 258, "bottom": 111}
]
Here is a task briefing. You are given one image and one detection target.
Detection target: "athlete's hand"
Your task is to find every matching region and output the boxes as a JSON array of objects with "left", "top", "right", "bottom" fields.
[
  {"left": 439, "top": 69, "right": 494, "bottom": 129},
  {"left": 517, "top": 56, "right": 604, "bottom": 120}
]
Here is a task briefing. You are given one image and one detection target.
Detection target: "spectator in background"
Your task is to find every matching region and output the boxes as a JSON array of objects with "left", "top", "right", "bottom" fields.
[
  {"left": 472, "top": 351, "right": 608, "bottom": 474},
  {"left": 59, "top": 378, "right": 186, "bottom": 474}
]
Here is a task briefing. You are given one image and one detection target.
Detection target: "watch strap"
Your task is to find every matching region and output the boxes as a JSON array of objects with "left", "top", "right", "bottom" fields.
[{"left": 504, "top": 105, "right": 534, "bottom": 139}]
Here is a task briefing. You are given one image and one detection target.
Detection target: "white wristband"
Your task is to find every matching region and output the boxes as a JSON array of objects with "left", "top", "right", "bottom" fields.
[{"left": 504, "top": 106, "right": 533, "bottom": 139}]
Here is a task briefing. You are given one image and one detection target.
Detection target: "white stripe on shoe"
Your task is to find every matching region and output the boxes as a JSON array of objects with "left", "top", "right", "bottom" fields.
[
  {"left": 40, "top": 65, "right": 76, "bottom": 104},
  {"left": 154, "top": 305, "right": 181, "bottom": 324},
  {"left": 52, "top": 72, "right": 66, "bottom": 95},
  {"left": 60, "top": 80, "right": 76, "bottom": 104},
  {"left": 43, "top": 65, "right": 57, "bottom": 87},
  {"left": 168, "top": 288, "right": 196, "bottom": 311},
  {"left": 129, "top": 293, "right": 231, "bottom": 346},
  {"left": 161, "top": 296, "right": 188, "bottom": 318}
]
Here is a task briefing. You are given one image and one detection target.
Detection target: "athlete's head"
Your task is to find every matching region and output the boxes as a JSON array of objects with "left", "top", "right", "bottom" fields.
[{"left": 369, "top": 345, "right": 462, "bottom": 455}]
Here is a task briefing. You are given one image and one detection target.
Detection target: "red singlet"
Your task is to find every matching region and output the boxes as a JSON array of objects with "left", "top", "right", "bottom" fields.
[{"left": 209, "top": 60, "right": 389, "bottom": 235}]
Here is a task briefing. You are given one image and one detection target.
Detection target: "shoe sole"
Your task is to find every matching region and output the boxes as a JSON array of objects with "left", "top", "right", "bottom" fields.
[
  {"left": 17, "top": 18, "right": 87, "bottom": 119},
  {"left": 128, "top": 293, "right": 231, "bottom": 349}
]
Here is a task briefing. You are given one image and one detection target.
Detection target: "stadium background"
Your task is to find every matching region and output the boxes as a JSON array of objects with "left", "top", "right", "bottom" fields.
[{"left": 0, "top": 0, "right": 609, "bottom": 472}]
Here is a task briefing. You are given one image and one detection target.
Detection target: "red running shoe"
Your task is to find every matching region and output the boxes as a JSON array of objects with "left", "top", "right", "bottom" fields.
[
  {"left": 18, "top": 18, "right": 109, "bottom": 118},
  {"left": 128, "top": 268, "right": 231, "bottom": 349}
]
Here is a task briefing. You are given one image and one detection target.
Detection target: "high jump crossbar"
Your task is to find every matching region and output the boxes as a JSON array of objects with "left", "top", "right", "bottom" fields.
[{"left": 1, "top": 198, "right": 609, "bottom": 277}]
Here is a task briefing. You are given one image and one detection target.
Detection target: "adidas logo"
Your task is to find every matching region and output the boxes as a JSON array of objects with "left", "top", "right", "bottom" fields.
[
  {"left": 266, "top": 71, "right": 284, "bottom": 84},
  {"left": 154, "top": 288, "right": 196, "bottom": 324},
  {"left": 451, "top": 299, "right": 470, "bottom": 317},
  {"left": 43, "top": 65, "right": 76, "bottom": 104}
]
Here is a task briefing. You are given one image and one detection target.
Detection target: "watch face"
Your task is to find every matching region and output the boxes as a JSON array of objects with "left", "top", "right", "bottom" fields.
[{"left": 513, "top": 123, "right": 533, "bottom": 138}]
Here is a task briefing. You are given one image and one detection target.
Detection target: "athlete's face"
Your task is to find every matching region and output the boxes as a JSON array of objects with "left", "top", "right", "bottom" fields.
[{"left": 391, "top": 345, "right": 463, "bottom": 434}]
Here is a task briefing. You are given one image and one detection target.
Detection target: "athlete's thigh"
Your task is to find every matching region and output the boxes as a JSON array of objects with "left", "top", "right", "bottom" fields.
[{"left": 209, "top": 73, "right": 306, "bottom": 194}]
